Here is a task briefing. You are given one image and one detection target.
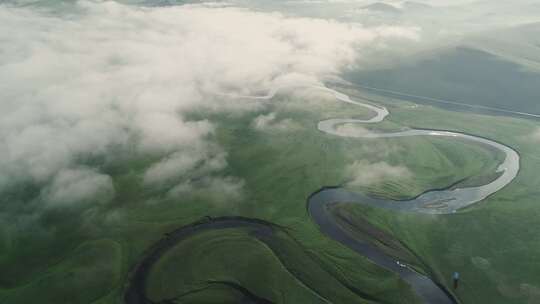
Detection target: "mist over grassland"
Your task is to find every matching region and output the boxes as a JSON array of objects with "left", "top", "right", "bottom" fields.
[
  {"left": 0, "top": 3, "right": 418, "bottom": 297},
  {"left": 2, "top": 0, "right": 538, "bottom": 208},
  {"left": 0, "top": 0, "right": 421, "bottom": 225},
  {"left": 1, "top": 1, "right": 540, "bottom": 304}
]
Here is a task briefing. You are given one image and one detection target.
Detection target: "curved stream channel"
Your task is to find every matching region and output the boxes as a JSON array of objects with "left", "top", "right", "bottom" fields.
[{"left": 125, "top": 85, "right": 520, "bottom": 304}]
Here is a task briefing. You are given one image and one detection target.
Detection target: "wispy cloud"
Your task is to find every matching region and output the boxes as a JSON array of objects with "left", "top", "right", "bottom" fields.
[
  {"left": 252, "top": 112, "right": 301, "bottom": 131},
  {"left": 0, "top": 1, "right": 419, "bottom": 207},
  {"left": 523, "top": 127, "right": 540, "bottom": 143},
  {"left": 346, "top": 160, "right": 412, "bottom": 187},
  {"left": 41, "top": 168, "right": 115, "bottom": 207}
]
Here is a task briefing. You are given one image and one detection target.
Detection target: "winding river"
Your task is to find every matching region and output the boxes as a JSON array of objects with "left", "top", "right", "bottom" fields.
[
  {"left": 238, "top": 84, "right": 519, "bottom": 303},
  {"left": 125, "top": 84, "right": 520, "bottom": 304},
  {"left": 248, "top": 84, "right": 519, "bottom": 214},
  {"left": 125, "top": 217, "right": 280, "bottom": 304}
]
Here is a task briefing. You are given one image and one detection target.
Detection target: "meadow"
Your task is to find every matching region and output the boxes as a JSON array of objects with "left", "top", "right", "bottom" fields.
[{"left": 1, "top": 84, "right": 534, "bottom": 304}]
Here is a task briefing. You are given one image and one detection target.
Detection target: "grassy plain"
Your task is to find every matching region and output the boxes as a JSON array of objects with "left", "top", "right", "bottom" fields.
[
  {"left": 331, "top": 86, "right": 540, "bottom": 304},
  {"left": 0, "top": 85, "right": 531, "bottom": 304}
]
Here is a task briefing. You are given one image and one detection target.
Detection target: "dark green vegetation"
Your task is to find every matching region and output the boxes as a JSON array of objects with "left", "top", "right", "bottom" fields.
[
  {"left": 345, "top": 47, "right": 540, "bottom": 115},
  {"left": 328, "top": 203, "right": 422, "bottom": 271},
  {"left": 1, "top": 84, "right": 539, "bottom": 303},
  {"left": 137, "top": 217, "right": 403, "bottom": 304}
]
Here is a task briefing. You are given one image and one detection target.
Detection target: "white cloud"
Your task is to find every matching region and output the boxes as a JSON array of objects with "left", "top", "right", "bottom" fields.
[
  {"left": 143, "top": 152, "right": 201, "bottom": 187},
  {"left": 135, "top": 114, "right": 215, "bottom": 155},
  {"left": 346, "top": 160, "right": 412, "bottom": 186},
  {"left": 41, "top": 168, "right": 115, "bottom": 207},
  {"left": 252, "top": 112, "right": 301, "bottom": 131},
  {"left": 0, "top": 1, "right": 420, "bottom": 205},
  {"left": 167, "top": 176, "right": 245, "bottom": 202},
  {"left": 143, "top": 144, "right": 227, "bottom": 186},
  {"left": 526, "top": 128, "right": 540, "bottom": 143},
  {"left": 205, "top": 177, "right": 245, "bottom": 201}
]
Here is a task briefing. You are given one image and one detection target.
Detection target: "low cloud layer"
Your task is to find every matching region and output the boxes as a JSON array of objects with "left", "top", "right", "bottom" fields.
[
  {"left": 0, "top": 1, "right": 419, "bottom": 208},
  {"left": 41, "top": 168, "right": 115, "bottom": 208},
  {"left": 252, "top": 112, "right": 301, "bottom": 132},
  {"left": 526, "top": 128, "right": 540, "bottom": 143},
  {"left": 346, "top": 160, "right": 412, "bottom": 187}
]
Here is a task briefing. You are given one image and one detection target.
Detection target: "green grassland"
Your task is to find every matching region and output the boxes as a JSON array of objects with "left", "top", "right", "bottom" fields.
[
  {"left": 345, "top": 47, "right": 540, "bottom": 115},
  {"left": 146, "top": 226, "right": 409, "bottom": 304},
  {"left": 0, "top": 85, "right": 535, "bottom": 304},
  {"left": 328, "top": 87, "right": 540, "bottom": 304}
]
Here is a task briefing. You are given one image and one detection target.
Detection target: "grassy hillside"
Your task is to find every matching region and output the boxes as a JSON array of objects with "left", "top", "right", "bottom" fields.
[{"left": 345, "top": 47, "right": 540, "bottom": 115}]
